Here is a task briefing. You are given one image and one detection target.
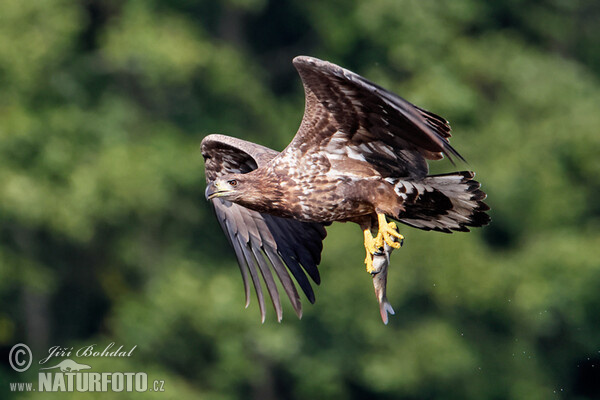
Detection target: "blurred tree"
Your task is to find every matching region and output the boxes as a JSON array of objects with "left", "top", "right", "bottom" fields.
[{"left": 1, "top": 0, "right": 599, "bottom": 399}]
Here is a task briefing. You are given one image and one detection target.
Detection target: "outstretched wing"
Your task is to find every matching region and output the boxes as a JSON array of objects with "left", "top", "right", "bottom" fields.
[
  {"left": 280, "top": 56, "right": 464, "bottom": 178},
  {"left": 201, "top": 134, "right": 327, "bottom": 322}
]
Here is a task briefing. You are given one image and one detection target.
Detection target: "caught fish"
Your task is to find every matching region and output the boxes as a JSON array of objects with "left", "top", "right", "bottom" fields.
[{"left": 371, "top": 236, "right": 402, "bottom": 324}]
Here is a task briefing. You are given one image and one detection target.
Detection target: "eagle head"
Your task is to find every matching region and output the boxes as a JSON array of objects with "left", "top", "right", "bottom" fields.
[
  {"left": 205, "top": 175, "right": 247, "bottom": 202},
  {"left": 205, "top": 171, "right": 281, "bottom": 214}
]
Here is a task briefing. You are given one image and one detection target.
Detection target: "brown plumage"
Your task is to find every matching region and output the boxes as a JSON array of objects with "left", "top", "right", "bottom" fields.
[{"left": 201, "top": 56, "right": 490, "bottom": 322}]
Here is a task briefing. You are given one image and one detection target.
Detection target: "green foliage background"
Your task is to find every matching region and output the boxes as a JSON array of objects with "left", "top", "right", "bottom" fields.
[{"left": 1, "top": 0, "right": 599, "bottom": 399}]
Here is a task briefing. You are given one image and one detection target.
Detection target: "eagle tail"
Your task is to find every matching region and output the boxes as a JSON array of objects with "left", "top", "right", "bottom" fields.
[{"left": 393, "top": 171, "right": 490, "bottom": 233}]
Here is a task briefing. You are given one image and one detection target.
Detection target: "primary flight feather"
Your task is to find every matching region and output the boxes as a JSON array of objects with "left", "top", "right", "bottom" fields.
[{"left": 201, "top": 56, "right": 490, "bottom": 323}]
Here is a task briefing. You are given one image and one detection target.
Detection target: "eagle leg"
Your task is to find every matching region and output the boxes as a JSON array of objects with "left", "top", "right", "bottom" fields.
[
  {"left": 363, "top": 228, "right": 383, "bottom": 274},
  {"left": 374, "top": 213, "right": 404, "bottom": 250}
]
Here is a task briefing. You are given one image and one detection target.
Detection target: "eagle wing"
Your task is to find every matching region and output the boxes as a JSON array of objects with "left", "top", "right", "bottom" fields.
[
  {"left": 201, "top": 134, "right": 327, "bottom": 322},
  {"left": 280, "top": 56, "right": 464, "bottom": 178}
]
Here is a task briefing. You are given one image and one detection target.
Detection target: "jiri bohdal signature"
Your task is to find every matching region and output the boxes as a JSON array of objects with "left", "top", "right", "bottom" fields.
[{"left": 39, "top": 342, "right": 137, "bottom": 365}]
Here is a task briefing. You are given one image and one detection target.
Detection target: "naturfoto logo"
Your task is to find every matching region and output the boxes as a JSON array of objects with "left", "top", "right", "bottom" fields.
[{"left": 8, "top": 343, "right": 165, "bottom": 393}]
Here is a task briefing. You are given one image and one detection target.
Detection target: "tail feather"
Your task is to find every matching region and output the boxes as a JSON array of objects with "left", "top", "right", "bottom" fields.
[{"left": 391, "top": 171, "right": 490, "bottom": 233}]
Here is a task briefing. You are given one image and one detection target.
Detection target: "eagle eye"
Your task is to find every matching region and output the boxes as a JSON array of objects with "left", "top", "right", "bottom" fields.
[{"left": 228, "top": 179, "right": 238, "bottom": 187}]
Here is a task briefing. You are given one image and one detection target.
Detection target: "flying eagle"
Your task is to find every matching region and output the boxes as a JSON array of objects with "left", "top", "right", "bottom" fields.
[{"left": 202, "top": 56, "right": 490, "bottom": 323}]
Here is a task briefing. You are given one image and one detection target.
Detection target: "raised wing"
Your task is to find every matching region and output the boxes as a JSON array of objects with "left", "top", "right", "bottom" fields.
[
  {"left": 282, "top": 56, "right": 464, "bottom": 178},
  {"left": 201, "top": 134, "right": 327, "bottom": 322}
]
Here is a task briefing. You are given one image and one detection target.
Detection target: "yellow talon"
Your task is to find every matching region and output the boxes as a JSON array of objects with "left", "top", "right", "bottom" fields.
[
  {"left": 363, "top": 228, "right": 381, "bottom": 274},
  {"left": 365, "top": 253, "right": 375, "bottom": 274},
  {"left": 374, "top": 214, "right": 404, "bottom": 250},
  {"left": 363, "top": 214, "right": 404, "bottom": 274}
]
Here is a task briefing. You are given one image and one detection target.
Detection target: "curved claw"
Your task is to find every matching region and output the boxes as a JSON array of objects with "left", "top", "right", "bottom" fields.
[{"left": 375, "top": 216, "right": 404, "bottom": 250}]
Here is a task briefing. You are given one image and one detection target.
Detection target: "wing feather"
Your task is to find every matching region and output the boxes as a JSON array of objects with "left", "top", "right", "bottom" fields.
[
  {"left": 250, "top": 245, "right": 282, "bottom": 322},
  {"left": 213, "top": 202, "right": 252, "bottom": 307},
  {"left": 238, "top": 239, "right": 267, "bottom": 322},
  {"left": 279, "top": 56, "right": 465, "bottom": 179},
  {"left": 263, "top": 246, "right": 302, "bottom": 317},
  {"left": 262, "top": 215, "right": 318, "bottom": 302},
  {"left": 265, "top": 215, "right": 322, "bottom": 284}
]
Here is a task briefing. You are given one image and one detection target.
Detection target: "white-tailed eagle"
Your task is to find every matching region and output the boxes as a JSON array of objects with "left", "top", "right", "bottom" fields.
[{"left": 201, "top": 56, "right": 489, "bottom": 323}]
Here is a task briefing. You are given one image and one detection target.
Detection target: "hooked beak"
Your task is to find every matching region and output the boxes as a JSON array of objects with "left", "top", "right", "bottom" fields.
[{"left": 205, "top": 181, "right": 230, "bottom": 200}]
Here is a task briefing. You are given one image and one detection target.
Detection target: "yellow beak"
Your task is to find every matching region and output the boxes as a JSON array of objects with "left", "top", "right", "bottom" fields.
[{"left": 205, "top": 181, "right": 229, "bottom": 200}]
